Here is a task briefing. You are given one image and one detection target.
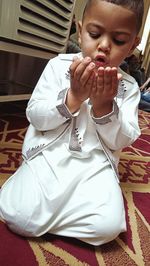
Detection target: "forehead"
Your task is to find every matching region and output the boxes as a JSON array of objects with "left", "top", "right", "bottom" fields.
[{"left": 83, "top": 0, "right": 137, "bottom": 33}]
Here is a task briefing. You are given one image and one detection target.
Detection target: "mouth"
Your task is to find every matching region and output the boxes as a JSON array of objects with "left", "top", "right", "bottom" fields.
[{"left": 94, "top": 55, "right": 108, "bottom": 68}]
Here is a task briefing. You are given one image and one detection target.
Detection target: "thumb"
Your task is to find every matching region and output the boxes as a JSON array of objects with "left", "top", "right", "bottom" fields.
[{"left": 117, "top": 73, "right": 123, "bottom": 80}]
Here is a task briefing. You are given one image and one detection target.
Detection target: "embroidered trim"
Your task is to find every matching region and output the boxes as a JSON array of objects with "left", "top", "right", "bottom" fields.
[
  {"left": 92, "top": 101, "right": 119, "bottom": 125},
  {"left": 56, "top": 104, "right": 72, "bottom": 119},
  {"left": 25, "top": 123, "right": 71, "bottom": 160},
  {"left": 117, "top": 80, "right": 127, "bottom": 98},
  {"left": 69, "top": 117, "right": 82, "bottom": 152},
  {"left": 65, "top": 69, "right": 70, "bottom": 80},
  {"left": 56, "top": 89, "right": 72, "bottom": 119},
  {"left": 96, "top": 131, "right": 119, "bottom": 181},
  {"left": 57, "top": 89, "right": 67, "bottom": 101},
  {"left": 26, "top": 144, "right": 45, "bottom": 159}
]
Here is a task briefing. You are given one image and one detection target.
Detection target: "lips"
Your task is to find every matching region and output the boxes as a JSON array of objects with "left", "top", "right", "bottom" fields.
[{"left": 94, "top": 55, "right": 108, "bottom": 68}]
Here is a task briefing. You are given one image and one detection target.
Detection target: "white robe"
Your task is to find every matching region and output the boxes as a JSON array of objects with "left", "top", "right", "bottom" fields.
[{"left": 0, "top": 53, "right": 141, "bottom": 245}]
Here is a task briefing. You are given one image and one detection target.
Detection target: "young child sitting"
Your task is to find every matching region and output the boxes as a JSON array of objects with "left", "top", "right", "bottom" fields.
[{"left": 0, "top": 0, "right": 144, "bottom": 246}]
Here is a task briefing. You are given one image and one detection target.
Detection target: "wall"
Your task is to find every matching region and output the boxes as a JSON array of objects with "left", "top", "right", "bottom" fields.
[{"left": 74, "top": 0, "right": 87, "bottom": 22}]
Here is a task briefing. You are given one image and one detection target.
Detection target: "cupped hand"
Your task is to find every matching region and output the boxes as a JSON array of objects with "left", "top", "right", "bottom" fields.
[
  {"left": 90, "top": 67, "right": 122, "bottom": 117},
  {"left": 69, "top": 56, "right": 95, "bottom": 103}
]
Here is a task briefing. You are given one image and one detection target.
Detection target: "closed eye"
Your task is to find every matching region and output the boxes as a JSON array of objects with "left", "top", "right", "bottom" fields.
[
  {"left": 113, "top": 39, "right": 126, "bottom": 46},
  {"left": 89, "top": 32, "right": 100, "bottom": 39}
]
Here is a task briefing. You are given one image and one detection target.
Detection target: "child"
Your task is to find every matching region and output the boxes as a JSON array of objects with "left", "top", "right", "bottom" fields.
[{"left": 0, "top": 0, "right": 144, "bottom": 246}]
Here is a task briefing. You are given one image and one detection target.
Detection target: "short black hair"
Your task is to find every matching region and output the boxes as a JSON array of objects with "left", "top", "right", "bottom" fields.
[{"left": 83, "top": 0, "right": 144, "bottom": 33}]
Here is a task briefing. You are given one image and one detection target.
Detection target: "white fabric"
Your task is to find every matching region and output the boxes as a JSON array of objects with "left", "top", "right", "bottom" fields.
[
  {"left": 0, "top": 153, "right": 126, "bottom": 246},
  {"left": 22, "top": 53, "right": 141, "bottom": 162},
  {"left": 0, "top": 53, "right": 140, "bottom": 246}
]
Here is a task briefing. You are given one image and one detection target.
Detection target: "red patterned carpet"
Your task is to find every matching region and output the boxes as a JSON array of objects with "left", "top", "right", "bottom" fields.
[{"left": 0, "top": 102, "right": 150, "bottom": 266}]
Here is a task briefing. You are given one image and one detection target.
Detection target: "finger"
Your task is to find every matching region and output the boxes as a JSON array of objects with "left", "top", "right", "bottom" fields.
[
  {"left": 73, "top": 56, "right": 79, "bottom": 62},
  {"left": 117, "top": 73, "right": 123, "bottom": 80},
  {"left": 69, "top": 57, "right": 82, "bottom": 78},
  {"left": 111, "top": 67, "right": 118, "bottom": 88},
  {"left": 96, "top": 67, "right": 104, "bottom": 94},
  {"left": 80, "top": 62, "right": 95, "bottom": 86},
  {"left": 104, "top": 67, "right": 112, "bottom": 89},
  {"left": 111, "top": 67, "right": 122, "bottom": 81},
  {"left": 73, "top": 57, "right": 92, "bottom": 81},
  {"left": 111, "top": 67, "right": 119, "bottom": 96},
  {"left": 86, "top": 70, "right": 95, "bottom": 91}
]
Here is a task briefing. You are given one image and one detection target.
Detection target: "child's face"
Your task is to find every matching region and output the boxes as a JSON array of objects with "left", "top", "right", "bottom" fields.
[{"left": 78, "top": 0, "right": 139, "bottom": 68}]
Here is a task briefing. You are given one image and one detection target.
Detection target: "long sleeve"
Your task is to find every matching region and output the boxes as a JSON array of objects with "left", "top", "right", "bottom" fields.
[
  {"left": 92, "top": 74, "right": 141, "bottom": 151},
  {"left": 26, "top": 56, "right": 75, "bottom": 131}
]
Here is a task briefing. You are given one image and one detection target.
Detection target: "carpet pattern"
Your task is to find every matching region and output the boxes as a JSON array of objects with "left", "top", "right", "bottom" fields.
[{"left": 0, "top": 102, "right": 150, "bottom": 266}]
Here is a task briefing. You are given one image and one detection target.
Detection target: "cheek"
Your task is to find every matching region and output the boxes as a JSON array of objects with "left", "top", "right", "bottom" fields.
[
  {"left": 118, "top": 43, "right": 135, "bottom": 58},
  {"left": 81, "top": 37, "right": 96, "bottom": 53},
  {"left": 111, "top": 47, "right": 130, "bottom": 64},
  {"left": 81, "top": 41, "right": 93, "bottom": 56}
]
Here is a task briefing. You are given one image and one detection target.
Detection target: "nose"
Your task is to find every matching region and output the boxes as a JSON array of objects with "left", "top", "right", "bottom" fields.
[{"left": 97, "top": 35, "right": 111, "bottom": 53}]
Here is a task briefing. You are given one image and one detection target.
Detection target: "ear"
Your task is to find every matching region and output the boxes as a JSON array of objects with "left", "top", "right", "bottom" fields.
[
  {"left": 78, "top": 21, "right": 82, "bottom": 47},
  {"left": 127, "top": 36, "right": 141, "bottom": 57}
]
